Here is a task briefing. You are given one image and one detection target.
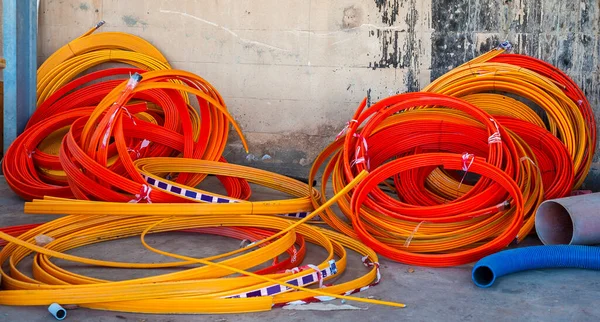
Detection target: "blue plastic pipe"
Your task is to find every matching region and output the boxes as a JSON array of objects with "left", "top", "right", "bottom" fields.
[{"left": 472, "top": 245, "right": 600, "bottom": 288}]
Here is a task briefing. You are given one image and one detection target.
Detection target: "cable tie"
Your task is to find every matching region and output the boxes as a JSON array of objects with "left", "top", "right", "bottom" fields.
[
  {"left": 128, "top": 184, "right": 152, "bottom": 203},
  {"left": 577, "top": 99, "right": 583, "bottom": 107},
  {"left": 335, "top": 119, "right": 358, "bottom": 141}
]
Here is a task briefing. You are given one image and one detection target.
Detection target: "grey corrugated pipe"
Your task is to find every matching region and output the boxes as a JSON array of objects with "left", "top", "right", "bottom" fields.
[{"left": 535, "top": 192, "right": 600, "bottom": 245}]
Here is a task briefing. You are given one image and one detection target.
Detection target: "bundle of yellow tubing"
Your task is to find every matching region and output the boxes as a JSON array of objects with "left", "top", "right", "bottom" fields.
[
  {"left": 2, "top": 171, "right": 408, "bottom": 313},
  {"left": 37, "top": 24, "right": 172, "bottom": 105},
  {"left": 423, "top": 53, "right": 590, "bottom": 189}
]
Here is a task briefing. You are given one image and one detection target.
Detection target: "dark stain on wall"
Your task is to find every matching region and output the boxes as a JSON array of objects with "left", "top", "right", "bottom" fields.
[
  {"left": 375, "top": 0, "right": 400, "bottom": 26},
  {"left": 430, "top": 0, "right": 474, "bottom": 79},
  {"left": 342, "top": 6, "right": 363, "bottom": 29},
  {"left": 372, "top": 0, "right": 421, "bottom": 91},
  {"left": 403, "top": 0, "right": 420, "bottom": 91},
  {"left": 372, "top": 29, "right": 401, "bottom": 68}
]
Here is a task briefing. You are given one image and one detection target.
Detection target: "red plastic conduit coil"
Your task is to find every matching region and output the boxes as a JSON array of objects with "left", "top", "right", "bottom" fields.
[{"left": 4, "top": 69, "right": 251, "bottom": 201}]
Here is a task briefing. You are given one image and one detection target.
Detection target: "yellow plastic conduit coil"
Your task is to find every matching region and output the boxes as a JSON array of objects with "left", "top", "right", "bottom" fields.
[
  {"left": 37, "top": 27, "right": 171, "bottom": 104},
  {"left": 25, "top": 158, "right": 319, "bottom": 217},
  {"left": 38, "top": 30, "right": 167, "bottom": 88},
  {"left": 37, "top": 49, "right": 173, "bottom": 104},
  {"left": 422, "top": 61, "right": 590, "bottom": 189},
  {"left": 2, "top": 171, "right": 407, "bottom": 313}
]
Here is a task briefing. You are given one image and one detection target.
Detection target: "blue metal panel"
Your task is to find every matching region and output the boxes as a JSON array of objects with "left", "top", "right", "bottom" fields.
[{"left": 3, "top": 0, "right": 37, "bottom": 154}]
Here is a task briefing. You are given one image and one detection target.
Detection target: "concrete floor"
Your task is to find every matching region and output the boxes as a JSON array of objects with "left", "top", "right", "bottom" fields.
[{"left": 0, "top": 175, "right": 599, "bottom": 322}]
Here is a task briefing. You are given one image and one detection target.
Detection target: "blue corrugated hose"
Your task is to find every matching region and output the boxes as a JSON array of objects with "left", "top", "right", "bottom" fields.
[{"left": 472, "top": 245, "right": 600, "bottom": 288}]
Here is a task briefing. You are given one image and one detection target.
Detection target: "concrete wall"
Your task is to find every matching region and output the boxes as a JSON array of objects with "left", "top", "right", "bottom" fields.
[{"left": 29, "top": 1, "right": 600, "bottom": 187}]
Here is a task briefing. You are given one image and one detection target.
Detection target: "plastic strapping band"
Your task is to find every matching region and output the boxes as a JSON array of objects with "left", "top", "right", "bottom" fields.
[
  {"left": 488, "top": 118, "right": 502, "bottom": 144},
  {"left": 403, "top": 221, "right": 425, "bottom": 248},
  {"left": 121, "top": 106, "right": 137, "bottom": 126},
  {"left": 290, "top": 247, "right": 298, "bottom": 264},
  {"left": 361, "top": 256, "right": 381, "bottom": 284},
  {"left": 141, "top": 174, "right": 312, "bottom": 218},
  {"left": 458, "top": 152, "right": 475, "bottom": 190},
  {"left": 281, "top": 212, "right": 318, "bottom": 220},
  {"left": 140, "top": 139, "right": 150, "bottom": 149},
  {"left": 520, "top": 156, "right": 538, "bottom": 169},
  {"left": 306, "top": 264, "right": 324, "bottom": 288},
  {"left": 351, "top": 133, "right": 370, "bottom": 169},
  {"left": 231, "top": 260, "right": 337, "bottom": 299},
  {"left": 101, "top": 107, "right": 120, "bottom": 148},
  {"left": 128, "top": 184, "right": 152, "bottom": 203},
  {"left": 127, "top": 148, "right": 141, "bottom": 159},
  {"left": 128, "top": 139, "right": 151, "bottom": 159},
  {"left": 335, "top": 119, "right": 358, "bottom": 141}
]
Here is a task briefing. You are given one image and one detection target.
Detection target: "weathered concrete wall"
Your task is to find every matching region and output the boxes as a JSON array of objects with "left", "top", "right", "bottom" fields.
[{"left": 32, "top": 0, "right": 600, "bottom": 187}]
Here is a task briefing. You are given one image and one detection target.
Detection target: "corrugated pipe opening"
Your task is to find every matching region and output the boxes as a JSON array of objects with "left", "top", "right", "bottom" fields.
[{"left": 472, "top": 265, "right": 495, "bottom": 288}]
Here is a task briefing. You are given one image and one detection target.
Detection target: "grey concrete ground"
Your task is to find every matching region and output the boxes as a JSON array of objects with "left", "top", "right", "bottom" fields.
[{"left": 0, "top": 175, "right": 598, "bottom": 322}]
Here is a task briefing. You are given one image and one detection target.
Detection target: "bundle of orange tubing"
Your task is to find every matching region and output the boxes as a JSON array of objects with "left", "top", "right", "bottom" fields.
[{"left": 309, "top": 42, "right": 595, "bottom": 266}]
